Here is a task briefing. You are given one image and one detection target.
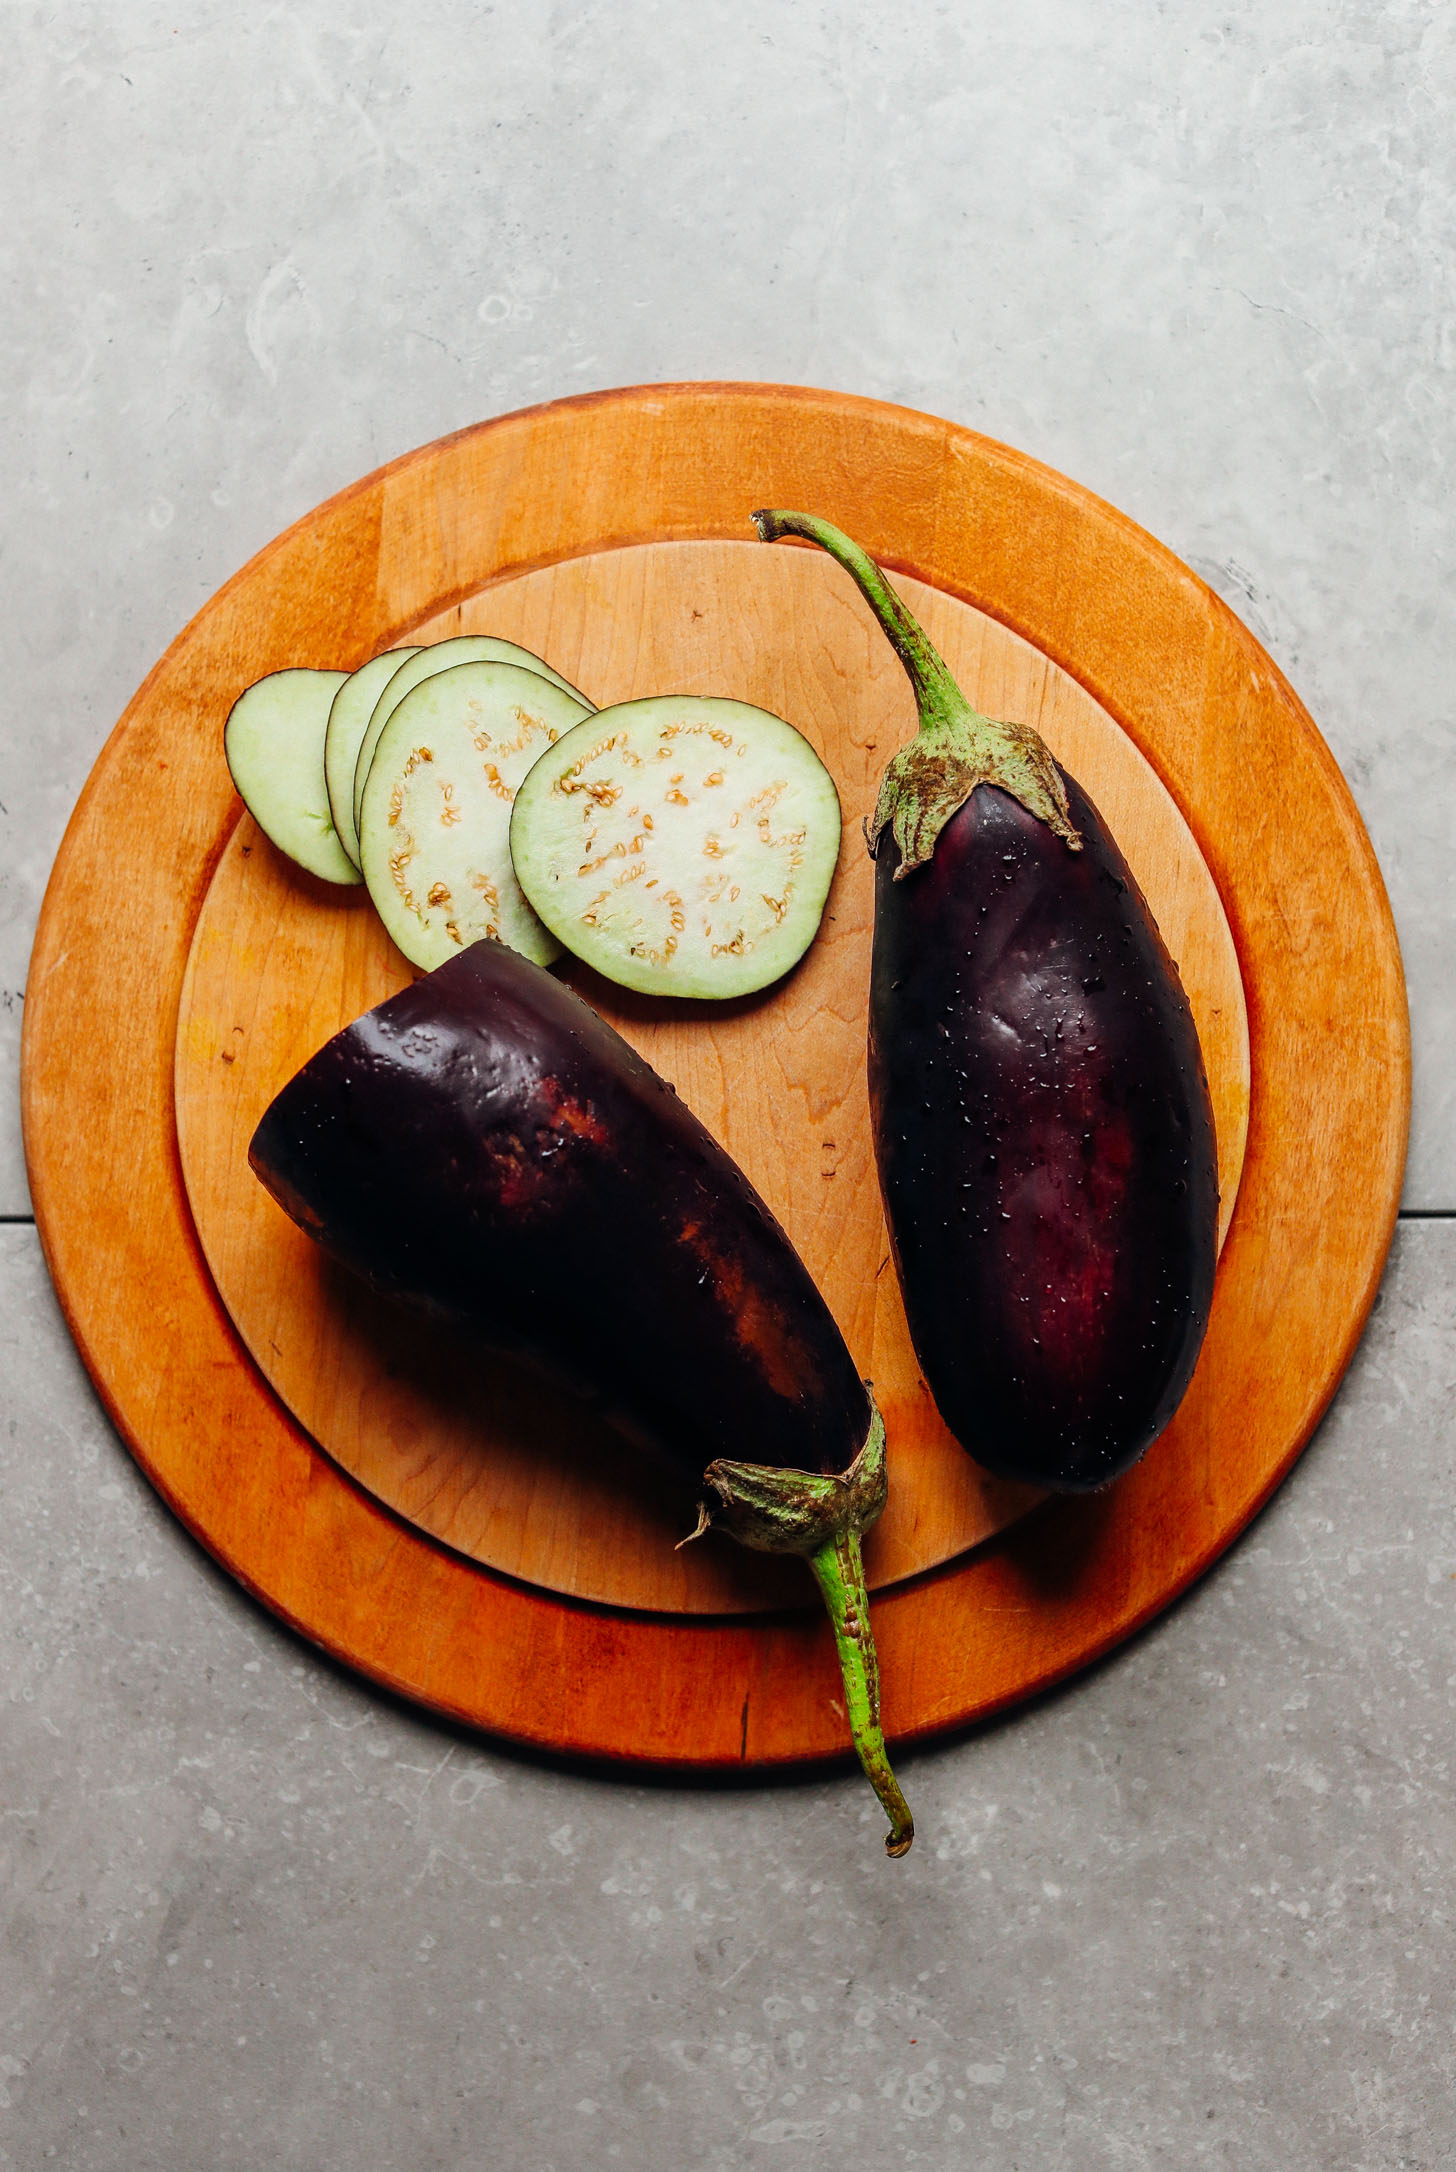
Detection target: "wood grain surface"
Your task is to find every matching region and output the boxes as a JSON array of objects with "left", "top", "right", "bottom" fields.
[
  {"left": 174, "top": 540, "right": 1248, "bottom": 1613},
  {"left": 21, "top": 383, "right": 1408, "bottom": 1771}
]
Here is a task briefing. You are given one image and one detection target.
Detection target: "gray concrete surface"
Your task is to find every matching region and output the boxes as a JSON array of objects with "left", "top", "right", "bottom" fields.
[{"left": 5, "top": 4, "right": 1454, "bottom": 2166}]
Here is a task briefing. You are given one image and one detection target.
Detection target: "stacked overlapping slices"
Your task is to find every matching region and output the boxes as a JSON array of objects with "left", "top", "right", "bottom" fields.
[{"left": 224, "top": 635, "right": 843, "bottom": 999}]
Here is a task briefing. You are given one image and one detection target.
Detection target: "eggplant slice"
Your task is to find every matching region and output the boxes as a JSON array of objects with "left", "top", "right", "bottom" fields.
[
  {"left": 324, "top": 647, "right": 421, "bottom": 870},
  {"left": 353, "top": 634, "right": 591, "bottom": 838},
  {"left": 510, "top": 694, "right": 842, "bottom": 999},
  {"left": 224, "top": 667, "right": 357, "bottom": 885},
  {"left": 358, "top": 660, "right": 591, "bottom": 970}
]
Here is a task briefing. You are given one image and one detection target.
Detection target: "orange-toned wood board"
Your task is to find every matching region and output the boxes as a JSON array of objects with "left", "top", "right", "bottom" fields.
[
  {"left": 21, "top": 384, "right": 1408, "bottom": 1773},
  {"left": 174, "top": 541, "right": 1248, "bottom": 1614}
]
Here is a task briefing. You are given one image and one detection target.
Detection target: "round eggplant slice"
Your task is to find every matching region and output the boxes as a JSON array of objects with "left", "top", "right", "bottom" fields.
[
  {"left": 352, "top": 634, "right": 591, "bottom": 839},
  {"left": 510, "top": 695, "right": 842, "bottom": 999},
  {"left": 325, "top": 647, "right": 420, "bottom": 869},
  {"left": 223, "top": 667, "right": 358, "bottom": 885},
  {"left": 358, "top": 660, "right": 591, "bottom": 970}
]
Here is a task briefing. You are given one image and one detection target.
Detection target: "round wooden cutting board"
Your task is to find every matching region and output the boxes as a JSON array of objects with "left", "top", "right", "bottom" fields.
[
  {"left": 21, "top": 384, "right": 1408, "bottom": 1776},
  {"left": 173, "top": 542, "right": 1248, "bottom": 1614}
]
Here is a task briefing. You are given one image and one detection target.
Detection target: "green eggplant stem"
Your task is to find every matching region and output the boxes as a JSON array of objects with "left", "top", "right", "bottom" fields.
[
  {"left": 699, "top": 1397, "right": 913, "bottom": 1858},
  {"left": 751, "top": 507, "right": 1080, "bottom": 874},
  {"left": 806, "top": 1524, "right": 915, "bottom": 1858},
  {"left": 751, "top": 508, "right": 962, "bottom": 717}
]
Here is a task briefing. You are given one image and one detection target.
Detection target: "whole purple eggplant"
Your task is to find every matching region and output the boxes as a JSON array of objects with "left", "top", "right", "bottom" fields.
[
  {"left": 250, "top": 940, "right": 912, "bottom": 1854},
  {"left": 753, "top": 512, "right": 1218, "bottom": 1492}
]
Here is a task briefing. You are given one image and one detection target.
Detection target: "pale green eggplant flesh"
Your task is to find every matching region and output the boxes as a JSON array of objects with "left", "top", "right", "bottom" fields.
[
  {"left": 325, "top": 647, "right": 421, "bottom": 869},
  {"left": 353, "top": 635, "right": 592, "bottom": 838},
  {"left": 224, "top": 667, "right": 358, "bottom": 885},
  {"left": 357, "top": 661, "right": 591, "bottom": 970},
  {"left": 510, "top": 694, "right": 842, "bottom": 1000}
]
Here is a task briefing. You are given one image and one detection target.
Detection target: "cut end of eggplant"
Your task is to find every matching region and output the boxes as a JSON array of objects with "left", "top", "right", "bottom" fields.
[
  {"left": 510, "top": 695, "right": 842, "bottom": 1000},
  {"left": 703, "top": 1403, "right": 913, "bottom": 1858}
]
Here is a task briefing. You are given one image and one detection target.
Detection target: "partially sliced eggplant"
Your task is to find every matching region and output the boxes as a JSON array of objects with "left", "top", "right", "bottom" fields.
[
  {"left": 510, "top": 695, "right": 842, "bottom": 999},
  {"left": 224, "top": 667, "right": 358, "bottom": 885},
  {"left": 352, "top": 635, "right": 591, "bottom": 839},
  {"left": 358, "top": 660, "right": 591, "bottom": 970},
  {"left": 325, "top": 647, "right": 421, "bottom": 869}
]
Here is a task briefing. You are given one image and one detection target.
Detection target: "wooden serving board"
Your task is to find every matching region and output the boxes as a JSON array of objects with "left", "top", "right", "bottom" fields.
[
  {"left": 174, "top": 541, "right": 1248, "bottom": 1614},
  {"left": 21, "top": 384, "right": 1408, "bottom": 1773}
]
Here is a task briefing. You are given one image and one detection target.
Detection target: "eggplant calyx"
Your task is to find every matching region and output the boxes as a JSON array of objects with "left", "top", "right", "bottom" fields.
[
  {"left": 674, "top": 1500, "right": 713, "bottom": 1550},
  {"left": 702, "top": 1404, "right": 914, "bottom": 1858},
  {"left": 751, "top": 508, "right": 1081, "bottom": 874},
  {"left": 870, "top": 714, "right": 1079, "bottom": 877},
  {"left": 701, "top": 1402, "right": 888, "bottom": 1557}
]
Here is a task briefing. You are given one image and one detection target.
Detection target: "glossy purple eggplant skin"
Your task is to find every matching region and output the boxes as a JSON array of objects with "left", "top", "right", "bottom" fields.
[
  {"left": 870, "top": 771, "right": 1218, "bottom": 1493},
  {"left": 249, "top": 941, "right": 871, "bottom": 1484}
]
